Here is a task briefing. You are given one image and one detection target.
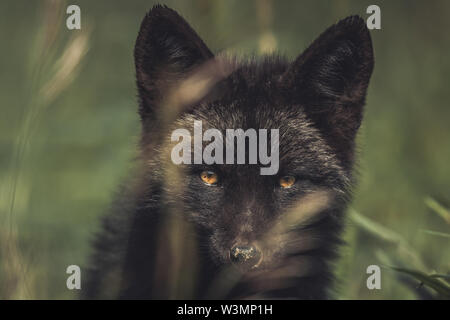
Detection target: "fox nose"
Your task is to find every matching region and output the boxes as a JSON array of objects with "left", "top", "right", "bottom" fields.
[{"left": 230, "top": 245, "right": 262, "bottom": 268}]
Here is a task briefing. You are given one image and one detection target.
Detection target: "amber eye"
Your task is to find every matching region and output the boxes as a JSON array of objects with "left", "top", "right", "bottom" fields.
[
  {"left": 279, "top": 176, "right": 296, "bottom": 188},
  {"left": 200, "top": 171, "right": 219, "bottom": 186}
]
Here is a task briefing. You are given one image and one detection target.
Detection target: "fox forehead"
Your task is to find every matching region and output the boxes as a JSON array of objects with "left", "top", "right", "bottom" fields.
[{"left": 172, "top": 105, "right": 341, "bottom": 161}]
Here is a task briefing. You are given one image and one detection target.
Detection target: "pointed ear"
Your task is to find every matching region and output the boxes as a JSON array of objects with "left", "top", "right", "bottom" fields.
[
  {"left": 282, "top": 16, "right": 374, "bottom": 165},
  {"left": 134, "top": 5, "right": 214, "bottom": 120}
]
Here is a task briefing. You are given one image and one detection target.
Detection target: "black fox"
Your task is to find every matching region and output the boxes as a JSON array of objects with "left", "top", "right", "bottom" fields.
[{"left": 83, "top": 5, "right": 374, "bottom": 299}]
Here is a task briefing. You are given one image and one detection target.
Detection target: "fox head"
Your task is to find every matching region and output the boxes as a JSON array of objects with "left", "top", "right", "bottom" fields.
[{"left": 133, "top": 5, "right": 373, "bottom": 295}]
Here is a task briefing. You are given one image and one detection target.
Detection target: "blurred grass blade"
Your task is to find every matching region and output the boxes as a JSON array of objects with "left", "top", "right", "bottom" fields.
[
  {"left": 425, "top": 197, "right": 450, "bottom": 224},
  {"left": 429, "top": 274, "right": 450, "bottom": 283},
  {"left": 349, "top": 209, "right": 426, "bottom": 270},
  {"left": 40, "top": 31, "right": 90, "bottom": 105},
  {"left": 350, "top": 209, "right": 404, "bottom": 243},
  {"left": 421, "top": 229, "right": 450, "bottom": 238},
  {"left": 256, "top": 0, "right": 277, "bottom": 54},
  {"left": 388, "top": 267, "right": 450, "bottom": 299}
]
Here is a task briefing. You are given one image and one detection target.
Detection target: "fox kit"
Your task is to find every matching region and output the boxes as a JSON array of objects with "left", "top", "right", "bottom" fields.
[{"left": 84, "top": 5, "right": 374, "bottom": 299}]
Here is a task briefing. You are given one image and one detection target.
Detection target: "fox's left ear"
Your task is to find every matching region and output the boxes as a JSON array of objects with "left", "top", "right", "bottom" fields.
[
  {"left": 134, "top": 5, "right": 214, "bottom": 121},
  {"left": 282, "top": 16, "right": 374, "bottom": 165}
]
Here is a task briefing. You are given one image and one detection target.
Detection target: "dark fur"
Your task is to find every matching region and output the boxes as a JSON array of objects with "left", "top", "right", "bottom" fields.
[{"left": 83, "top": 5, "right": 374, "bottom": 299}]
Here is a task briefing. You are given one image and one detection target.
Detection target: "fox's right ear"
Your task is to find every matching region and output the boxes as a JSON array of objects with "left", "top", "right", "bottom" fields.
[
  {"left": 282, "top": 16, "right": 374, "bottom": 165},
  {"left": 134, "top": 5, "right": 213, "bottom": 120}
]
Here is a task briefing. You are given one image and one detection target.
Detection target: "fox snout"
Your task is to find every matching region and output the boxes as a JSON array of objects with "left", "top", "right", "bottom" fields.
[{"left": 229, "top": 243, "right": 263, "bottom": 270}]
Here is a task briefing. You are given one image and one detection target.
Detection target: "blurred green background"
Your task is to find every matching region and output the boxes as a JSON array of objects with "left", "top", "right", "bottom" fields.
[{"left": 0, "top": 0, "right": 449, "bottom": 299}]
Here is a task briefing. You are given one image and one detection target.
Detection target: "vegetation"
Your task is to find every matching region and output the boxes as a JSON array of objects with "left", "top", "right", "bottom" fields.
[{"left": 0, "top": 0, "right": 449, "bottom": 299}]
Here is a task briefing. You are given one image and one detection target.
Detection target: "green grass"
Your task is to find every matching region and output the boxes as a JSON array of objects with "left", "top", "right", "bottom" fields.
[{"left": 0, "top": 0, "right": 449, "bottom": 299}]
